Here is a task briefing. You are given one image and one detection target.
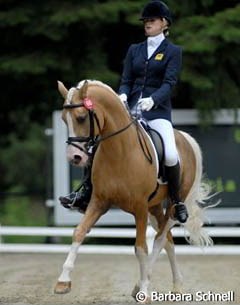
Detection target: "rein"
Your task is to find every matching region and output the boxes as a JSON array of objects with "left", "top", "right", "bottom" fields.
[{"left": 63, "top": 101, "right": 135, "bottom": 155}]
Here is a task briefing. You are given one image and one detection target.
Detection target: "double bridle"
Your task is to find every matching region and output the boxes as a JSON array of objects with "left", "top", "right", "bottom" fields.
[{"left": 63, "top": 99, "right": 135, "bottom": 155}]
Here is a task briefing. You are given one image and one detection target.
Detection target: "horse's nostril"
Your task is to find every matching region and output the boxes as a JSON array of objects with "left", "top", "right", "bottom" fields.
[{"left": 74, "top": 155, "right": 82, "bottom": 161}]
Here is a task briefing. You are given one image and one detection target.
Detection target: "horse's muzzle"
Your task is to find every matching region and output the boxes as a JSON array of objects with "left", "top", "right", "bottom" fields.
[
  {"left": 67, "top": 145, "right": 89, "bottom": 167},
  {"left": 71, "top": 154, "right": 82, "bottom": 165}
]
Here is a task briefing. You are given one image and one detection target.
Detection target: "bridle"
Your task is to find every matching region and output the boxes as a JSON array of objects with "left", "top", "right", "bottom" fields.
[
  {"left": 63, "top": 99, "right": 135, "bottom": 156},
  {"left": 63, "top": 101, "right": 100, "bottom": 155}
]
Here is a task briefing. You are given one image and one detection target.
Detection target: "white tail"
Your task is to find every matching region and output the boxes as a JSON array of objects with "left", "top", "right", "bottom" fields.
[{"left": 180, "top": 131, "right": 219, "bottom": 247}]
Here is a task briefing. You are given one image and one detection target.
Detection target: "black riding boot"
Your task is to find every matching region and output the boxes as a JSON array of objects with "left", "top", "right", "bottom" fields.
[
  {"left": 165, "top": 162, "right": 189, "bottom": 223},
  {"left": 59, "top": 165, "right": 92, "bottom": 213}
]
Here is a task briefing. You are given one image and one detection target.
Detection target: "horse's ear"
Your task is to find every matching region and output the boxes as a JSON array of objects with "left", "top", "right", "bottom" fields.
[
  {"left": 57, "top": 81, "right": 68, "bottom": 99},
  {"left": 79, "top": 80, "right": 88, "bottom": 100}
]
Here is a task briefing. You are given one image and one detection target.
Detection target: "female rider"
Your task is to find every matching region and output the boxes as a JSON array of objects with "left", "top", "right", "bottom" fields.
[{"left": 118, "top": 0, "right": 188, "bottom": 223}]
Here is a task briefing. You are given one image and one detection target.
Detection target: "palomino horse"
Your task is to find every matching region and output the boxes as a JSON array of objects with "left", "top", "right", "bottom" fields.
[{"left": 54, "top": 80, "right": 213, "bottom": 301}]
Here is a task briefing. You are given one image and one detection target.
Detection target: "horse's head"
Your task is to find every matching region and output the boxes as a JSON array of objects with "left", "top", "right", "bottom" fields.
[
  {"left": 58, "top": 80, "right": 99, "bottom": 167},
  {"left": 58, "top": 79, "right": 131, "bottom": 168}
]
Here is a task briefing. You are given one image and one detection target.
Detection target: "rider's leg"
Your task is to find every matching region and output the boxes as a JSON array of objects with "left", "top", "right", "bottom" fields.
[
  {"left": 148, "top": 119, "right": 188, "bottom": 223},
  {"left": 59, "top": 163, "right": 92, "bottom": 213}
]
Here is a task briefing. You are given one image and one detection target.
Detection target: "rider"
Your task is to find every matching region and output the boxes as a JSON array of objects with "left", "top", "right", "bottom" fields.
[
  {"left": 119, "top": 0, "right": 188, "bottom": 223},
  {"left": 60, "top": 0, "right": 188, "bottom": 223}
]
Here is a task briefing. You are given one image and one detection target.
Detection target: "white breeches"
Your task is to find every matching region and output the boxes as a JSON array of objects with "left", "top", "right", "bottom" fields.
[{"left": 148, "top": 119, "right": 178, "bottom": 167}]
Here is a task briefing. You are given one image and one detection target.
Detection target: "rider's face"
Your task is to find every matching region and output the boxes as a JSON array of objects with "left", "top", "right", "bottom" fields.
[{"left": 143, "top": 18, "right": 166, "bottom": 37}]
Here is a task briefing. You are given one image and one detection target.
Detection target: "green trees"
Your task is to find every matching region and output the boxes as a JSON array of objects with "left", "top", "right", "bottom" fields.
[
  {"left": 174, "top": 1, "right": 240, "bottom": 120},
  {"left": 0, "top": 0, "right": 240, "bottom": 196}
]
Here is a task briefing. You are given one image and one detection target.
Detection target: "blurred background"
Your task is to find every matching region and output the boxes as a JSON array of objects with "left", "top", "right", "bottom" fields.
[{"left": 0, "top": 0, "right": 240, "bottom": 244}]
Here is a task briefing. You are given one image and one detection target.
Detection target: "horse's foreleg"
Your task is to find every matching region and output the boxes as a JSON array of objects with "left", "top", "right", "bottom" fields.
[
  {"left": 132, "top": 209, "right": 149, "bottom": 302},
  {"left": 164, "top": 233, "right": 183, "bottom": 293},
  {"left": 54, "top": 204, "right": 106, "bottom": 294}
]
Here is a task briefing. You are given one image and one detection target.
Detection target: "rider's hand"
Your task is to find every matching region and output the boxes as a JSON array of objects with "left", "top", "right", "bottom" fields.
[
  {"left": 138, "top": 97, "right": 154, "bottom": 111},
  {"left": 119, "top": 93, "right": 128, "bottom": 104}
]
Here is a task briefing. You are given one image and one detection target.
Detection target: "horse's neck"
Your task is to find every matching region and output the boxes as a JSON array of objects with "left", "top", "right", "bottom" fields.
[
  {"left": 89, "top": 85, "right": 137, "bottom": 160},
  {"left": 98, "top": 103, "right": 136, "bottom": 159}
]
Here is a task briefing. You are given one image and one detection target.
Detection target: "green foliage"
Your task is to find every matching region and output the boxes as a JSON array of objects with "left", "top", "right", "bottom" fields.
[
  {"left": 0, "top": 124, "right": 48, "bottom": 194},
  {"left": 0, "top": 194, "right": 46, "bottom": 226},
  {"left": 0, "top": 0, "right": 239, "bottom": 128},
  {"left": 0, "top": 195, "right": 47, "bottom": 242},
  {"left": 0, "top": 7, "right": 32, "bottom": 26},
  {"left": 173, "top": 2, "right": 240, "bottom": 117},
  {"left": 0, "top": 53, "right": 67, "bottom": 74}
]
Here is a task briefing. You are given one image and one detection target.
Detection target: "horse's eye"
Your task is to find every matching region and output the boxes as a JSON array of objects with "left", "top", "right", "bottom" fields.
[{"left": 76, "top": 114, "right": 87, "bottom": 124}]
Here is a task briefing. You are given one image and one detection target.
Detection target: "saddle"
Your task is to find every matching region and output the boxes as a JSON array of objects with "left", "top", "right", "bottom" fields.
[{"left": 139, "top": 119, "right": 166, "bottom": 182}]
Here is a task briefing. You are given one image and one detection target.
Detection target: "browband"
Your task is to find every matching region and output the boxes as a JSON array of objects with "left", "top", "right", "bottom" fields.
[{"left": 63, "top": 103, "right": 84, "bottom": 109}]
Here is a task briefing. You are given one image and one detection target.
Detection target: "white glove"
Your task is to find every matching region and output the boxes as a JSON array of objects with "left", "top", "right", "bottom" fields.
[
  {"left": 138, "top": 97, "right": 154, "bottom": 111},
  {"left": 119, "top": 93, "right": 127, "bottom": 104}
]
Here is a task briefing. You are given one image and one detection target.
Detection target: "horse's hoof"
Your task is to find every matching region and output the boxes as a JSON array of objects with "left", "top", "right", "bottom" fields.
[
  {"left": 135, "top": 291, "right": 151, "bottom": 304},
  {"left": 131, "top": 284, "right": 140, "bottom": 298},
  {"left": 171, "top": 284, "right": 183, "bottom": 294},
  {"left": 54, "top": 281, "right": 71, "bottom": 294},
  {"left": 132, "top": 286, "right": 151, "bottom": 303}
]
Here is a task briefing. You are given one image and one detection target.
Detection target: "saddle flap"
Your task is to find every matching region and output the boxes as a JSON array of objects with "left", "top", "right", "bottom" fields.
[
  {"left": 147, "top": 128, "right": 164, "bottom": 162},
  {"left": 139, "top": 119, "right": 166, "bottom": 180},
  {"left": 148, "top": 128, "right": 166, "bottom": 180}
]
